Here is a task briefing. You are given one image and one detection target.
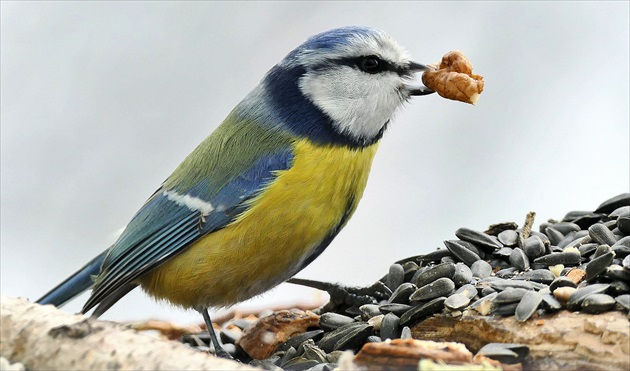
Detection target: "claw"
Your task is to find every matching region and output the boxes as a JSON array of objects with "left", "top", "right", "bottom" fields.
[{"left": 287, "top": 278, "right": 392, "bottom": 308}]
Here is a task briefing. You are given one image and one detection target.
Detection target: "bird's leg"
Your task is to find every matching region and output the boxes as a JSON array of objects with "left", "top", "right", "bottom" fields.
[
  {"left": 287, "top": 278, "right": 392, "bottom": 309},
  {"left": 200, "top": 309, "right": 233, "bottom": 359}
]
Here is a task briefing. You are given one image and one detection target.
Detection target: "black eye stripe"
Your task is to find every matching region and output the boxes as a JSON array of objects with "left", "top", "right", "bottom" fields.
[{"left": 310, "top": 56, "right": 409, "bottom": 75}]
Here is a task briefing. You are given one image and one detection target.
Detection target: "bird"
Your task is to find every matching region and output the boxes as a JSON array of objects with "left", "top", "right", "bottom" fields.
[{"left": 36, "top": 26, "right": 434, "bottom": 356}]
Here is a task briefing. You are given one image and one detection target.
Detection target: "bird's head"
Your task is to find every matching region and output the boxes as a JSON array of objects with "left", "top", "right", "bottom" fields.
[{"left": 244, "top": 26, "right": 433, "bottom": 147}]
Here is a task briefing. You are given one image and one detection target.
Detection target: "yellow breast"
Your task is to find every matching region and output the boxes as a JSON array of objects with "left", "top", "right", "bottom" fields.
[{"left": 139, "top": 139, "right": 379, "bottom": 309}]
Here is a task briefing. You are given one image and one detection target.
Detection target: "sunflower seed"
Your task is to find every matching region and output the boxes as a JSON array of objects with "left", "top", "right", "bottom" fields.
[
  {"left": 563, "top": 211, "right": 605, "bottom": 229},
  {"left": 410, "top": 277, "right": 455, "bottom": 301},
  {"left": 385, "top": 264, "right": 405, "bottom": 291},
  {"left": 471, "top": 260, "right": 493, "bottom": 279},
  {"left": 581, "top": 293, "right": 616, "bottom": 314},
  {"left": 485, "top": 222, "right": 518, "bottom": 236},
  {"left": 547, "top": 222, "right": 581, "bottom": 235},
  {"left": 610, "top": 206, "right": 630, "bottom": 219},
  {"left": 612, "top": 237, "right": 630, "bottom": 258},
  {"left": 498, "top": 229, "right": 519, "bottom": 247},
  {"left": 387, "top": 282, "right": 416, "bottom": 304},
  {"left": 618, "top": 217, "right": 630, "bottom": 235},
  {"left": 496, "top": 267, "right": 517, "bottom": 278},
  {"left": 318, "top": 313, "right": 355, "bottom": 332},
  {"left": 452, "top": 263, "right": 474, "bottom": 286},
  {"left": 413, "top": 263, "right": 455, "bottom": 288},
  {"left": 531, "top": 230, "right": 552, "bottom": 248},
  {"left": 563, "top": 232, "right": 591, "bottom": 249},
  {"left": 589, "top": 224, "right": 617, "bottom": 246},
  {"left": 277, "top": 331, "right": 325, "bottom": 353},
  {"left": 400, "top": 326, "right": 412, "bottom": 339},
  {"left": 416, "top": 249, "right": 454, "bottom": 263},
  {"left": 378, "top": 303, "right": 411, "bottom": 316},
  {"left": 509, "top": 248, "right": 529, "bottom": 271},
  {"left": 492, "top": 302, "right": 519, "bottom": 316},
  {"left": 533, "top": 250, "right": 581, "bottom": 266},
  {"left": 566, "top": 283, "right": 610, "bottom": 310},
  {"left": 594, "top": 193, "right": 630, "bottom": 214},
  {"left": 593, "top": 245, "right": 614, "bottom": 259},
  {"left": 444, "top": 293, "right": 471, "bottom": 311},
  {"left": 545, "top": 227, "right": 565, "bottom": 246},
  {"left": 512, "top": 269, "right": 555, "bottom": 284},
  {"left": 606, "top": 265, "right": 630, "bottom": 281},
  {"left": 609, "top": 280, "right": 630, "bottom": 296},
  {"left": 515, "top": 290, "right": 543, "bottom": 322},
  {"left": 458, "top": 240, "right": 487, "bottom": 258},
  {"left": 302, "top": 341, "right": 327, "bottom": 363},
  {"left": 283, "top": 358, "right": 319, "bottom": 371},
  {"left": 308, "top": 364, "right": 336, "bottom": 371},
  {"left": 379, "top": 312, "right": 401, "bottom": 340},
  {"left": 623, "top": 255, "right": 630, "bottom": 269},
  {"left": 444, "top": 240, "right": 481, "bottom": 266},
  {"left": 494, "top": 247, "right": 514, "bottom": 259},
  {"left": 541, "top": 293, "right": 563, "bottom": 311},
  {"left": 615, "top": 294, "right": 630, "bottom": 311},
  {"left": 523, "top": 236, "right": 546, "bottom": 260},
  {"left": 476, "top": 343, "right": 529, "bottom": 364},
  {"left": 578, "top": 243, "right": 598, "bottom": 257},
  {"left": 359, "top": 304, "right": 382, "bottom": 320},
  {"left": 455, "top": 284, "right": 479, "bottom": 299},
  {"left": 318, "top": 323, "right": 366, "bottom": 353},
  {"left": 324, "top": 351, "right": 344, "bottom": 364},
  {"left": 367, "top": 315, "right": 384, "bottom": 331},
  {"left": 252, "top": 359, "right": 284, "bottom": 371},
  {"left": 490, "top": 259, "right": 511, "bottom": 270},
  {"left": 401, "top": 261, "right": 420, "bottom": 281},
  {"left": 332, "top": 324, "right": 373, "bottom": 352},
  {"left": 400, "top": 297, "right": 446, "bottom": 326},
  {"left": 481, "top": 286, "right": 498, "bottom": 297},
  {"left": 585, "top": 251, "right": 615, "bottom": 281},
  {"left": 491, "top": 279, "right": 544, "bottom": 291},
  {"left": 493, "top": 288, "right": 529, "bottom": 304},
  {"left": 455, "top": 227, "right": 503, "bottom": 252},
  {"left": 557, "top": 231, "right": 578, "bottom": 249},
  {"left": 279, "top": 347, "right": 298, "bottom": 367}
]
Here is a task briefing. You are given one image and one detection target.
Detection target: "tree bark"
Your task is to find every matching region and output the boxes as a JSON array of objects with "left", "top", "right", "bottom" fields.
[
  {"left": 412, "top": 310, "right": 630, "bottom": 370},
  {"left": 0, "top": 296, "right": 257, "bottom": 370}
]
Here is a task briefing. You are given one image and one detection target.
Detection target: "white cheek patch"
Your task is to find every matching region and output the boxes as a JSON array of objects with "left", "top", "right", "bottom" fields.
[
  {"left": 299, "top": 67, "right": 405, "bottom": 141},
  {"left": 163, "top": 190, "right": 215, "bottom": 216}
]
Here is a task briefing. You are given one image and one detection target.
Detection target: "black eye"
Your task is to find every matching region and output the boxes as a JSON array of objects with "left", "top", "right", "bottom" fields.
[{"left": 358, "top": 56, "right": 383, "bottom": 74}]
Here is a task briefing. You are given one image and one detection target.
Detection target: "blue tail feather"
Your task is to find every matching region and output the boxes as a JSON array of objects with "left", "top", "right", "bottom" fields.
[{"left": 36, "top": 250, "right": 107, "bottom": 308}]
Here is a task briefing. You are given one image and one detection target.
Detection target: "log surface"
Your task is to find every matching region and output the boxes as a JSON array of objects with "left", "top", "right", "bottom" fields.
[
  {"left": 0, "top": 296, "right": 256, "bottom": 371},
  {"left": 412, "top": 310, "right": 630, "bottom": 370}
]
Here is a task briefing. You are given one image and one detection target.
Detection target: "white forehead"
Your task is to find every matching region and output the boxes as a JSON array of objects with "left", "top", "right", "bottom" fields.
[{"left": 289, "top": 27, "right": 411, "bottom": 68}]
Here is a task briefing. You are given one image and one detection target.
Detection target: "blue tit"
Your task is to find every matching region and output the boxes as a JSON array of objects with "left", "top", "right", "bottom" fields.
[{"left": 37, "top": 26, "right": 433, "bottom": 355}]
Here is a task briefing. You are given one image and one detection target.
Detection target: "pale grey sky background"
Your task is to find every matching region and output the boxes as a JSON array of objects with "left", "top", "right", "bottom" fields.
[{"left": 2, "top": 2, "right": 629, "bottom": 325}]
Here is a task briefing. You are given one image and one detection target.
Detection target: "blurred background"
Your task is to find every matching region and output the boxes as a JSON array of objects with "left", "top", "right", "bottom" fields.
[{"left": 2, "top": 2, "right": 628, "bottom": 325}]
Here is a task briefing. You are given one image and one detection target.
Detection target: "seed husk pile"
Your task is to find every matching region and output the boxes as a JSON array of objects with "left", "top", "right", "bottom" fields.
[{"left": 180, "top": 193, "right": 629, "bottom": 370}]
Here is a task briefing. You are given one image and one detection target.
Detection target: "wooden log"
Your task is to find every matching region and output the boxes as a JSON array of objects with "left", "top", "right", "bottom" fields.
[
  {"left": 0, "top": 296, "right": 256, "bottom": 370},
  {"left": 412, "top": 310, "right": 629, "bottom": 370}
]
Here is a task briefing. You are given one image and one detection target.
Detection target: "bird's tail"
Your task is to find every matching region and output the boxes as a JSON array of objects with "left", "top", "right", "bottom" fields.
[{"left": 36, "top": 250, "right": 107, "bottom": 307}]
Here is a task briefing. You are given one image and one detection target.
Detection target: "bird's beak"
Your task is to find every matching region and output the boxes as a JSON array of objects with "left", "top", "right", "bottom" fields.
[
  {"left": 405, "top": 61, "right": 435, "bottom": 96},
  {"left": 408, "top": 61, "right": 429, "bottom": 71}
]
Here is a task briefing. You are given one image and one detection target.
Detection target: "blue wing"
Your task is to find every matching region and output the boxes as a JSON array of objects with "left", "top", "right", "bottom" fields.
[{"left": 82, "top": 147, "right": 294, "bottom": 315}]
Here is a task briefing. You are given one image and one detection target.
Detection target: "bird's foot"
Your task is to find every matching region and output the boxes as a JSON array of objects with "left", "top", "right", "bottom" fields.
[{"left": 287, "top": 278, "right": 392, "bottom": 307}]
